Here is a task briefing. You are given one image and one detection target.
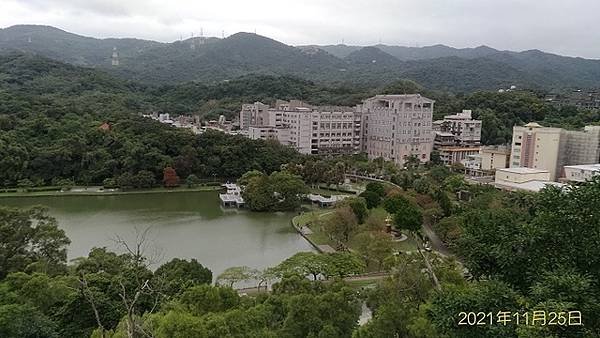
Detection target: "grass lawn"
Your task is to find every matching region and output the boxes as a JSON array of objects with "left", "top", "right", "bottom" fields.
[
  {"left": 309, "top": 187, "right": 354, "bottom": 196},
  {"left": 293, "top": 209, "right": 338, "bottom": 247},
  {"left": 369, "top": 207, "right": 389, "bottom": 219},
  {"left": 344, "top": 278, "right": 382, "bottom": 290},
  {"left": 294, "top": 206, "right": 419, "bottom": 254},
  {"left": 393, "top": 235, "right": 418, "bottom": 252}
]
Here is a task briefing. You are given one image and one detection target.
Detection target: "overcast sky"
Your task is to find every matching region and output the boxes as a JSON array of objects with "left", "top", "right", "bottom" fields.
[{"left": 2, "top": 0, "right": 599, "bottom": 58}]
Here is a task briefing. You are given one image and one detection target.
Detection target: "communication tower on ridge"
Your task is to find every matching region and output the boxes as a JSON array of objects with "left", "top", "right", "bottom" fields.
[{"left": 111, "top": 47, "right": 119, "bottom": 66}]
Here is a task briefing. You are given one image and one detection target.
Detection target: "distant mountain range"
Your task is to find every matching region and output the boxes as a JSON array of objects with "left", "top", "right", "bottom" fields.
[{"left": 2, "top": 24, "right": 600, "bottom": 92}]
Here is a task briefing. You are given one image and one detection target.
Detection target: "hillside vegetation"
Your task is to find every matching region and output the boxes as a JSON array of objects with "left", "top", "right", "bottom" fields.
[
  {"left": 4, "top": 25, "right": 600, "bottom": 91},
  {"left": 1, "top": 53, "right": 598, "bottom": 187}
]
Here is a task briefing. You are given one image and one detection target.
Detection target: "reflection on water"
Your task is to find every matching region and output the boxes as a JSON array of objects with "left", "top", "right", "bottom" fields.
[{"left": 0, "top": 191, "right": 313, "bottom": 277}]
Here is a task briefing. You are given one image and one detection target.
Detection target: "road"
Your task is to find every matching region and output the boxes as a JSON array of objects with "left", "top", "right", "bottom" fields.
[{"left": 421, "top": 221, "right": 452, "bottom": 257}]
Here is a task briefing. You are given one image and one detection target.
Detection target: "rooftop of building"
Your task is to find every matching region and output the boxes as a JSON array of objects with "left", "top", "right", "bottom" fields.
[
  {"left": 524, "top": 122, "right": 543, "bottom": 128},
  {"left": 442, "top": 110, "right": 478, "bottom": 120},
  {"left": 564, "top": 164, "right": 600, "bottom": 171},
  {"left": 494, "top": 180, "right": 565, "bottom": 192},
  {"left": 481, "top": 145, "right": 511, "bottom": 153},
  {"left": 366, "top": 94, "right": 435, "bottom": 103},
  {"left": 438, "top": 147, "right": 481, "bottom": 152},
  {"left": 516, "top": 122, "right": 600, "bottom": 133},
  {"left": 498, "top": 167, "right": 549, "bottom": 174}
]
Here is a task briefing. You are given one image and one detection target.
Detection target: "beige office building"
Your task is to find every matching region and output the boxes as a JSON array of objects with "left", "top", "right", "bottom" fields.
[
  {"left": 241, "top": 95, "right": 434, "bottom": 162},
  {"left": 510, "top": 123, "right": 565, "bottom": 181},
  {"left": 358, "top": 94, "right": 434, "bottom": 166},
  {"left": 462, "top": 145, "right": 510, "bottom": 176},
  {"left": 494, "top": 167, "right": 563, "bottom": 192},
  {"left": 239, "top": 102, "right": 270, "bottom": 130},
  {"left": 281, "top": 105, "right": 360, "bottom": 155},
  {"left": 562, "top": 164, "right": 600, "bottom": 182},
  {"left": 510, "top": 123, "right": 600, "bottom": 181},
  {"left": 433, "top": 110, "right": 481, "bottom": 147},
  {"left": 241, "top": 100, "right": 361, "bottom": 155}
]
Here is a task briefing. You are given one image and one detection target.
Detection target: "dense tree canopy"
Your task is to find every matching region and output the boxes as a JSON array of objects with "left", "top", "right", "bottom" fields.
[
  {"left": 241, "top": 170, "right": 308, "bottom": 211},
  {"left": 0, "top": 206, "right": 70, "bottom": 279}
]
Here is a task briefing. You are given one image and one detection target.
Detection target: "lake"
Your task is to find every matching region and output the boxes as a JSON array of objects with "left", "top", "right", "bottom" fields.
[{"left": 0, "top": 191, "right": 314, "bottom": 278}]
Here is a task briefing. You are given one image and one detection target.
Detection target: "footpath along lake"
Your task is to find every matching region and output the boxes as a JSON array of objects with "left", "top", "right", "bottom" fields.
[{"left": 0, "top": 191, "right": 314, "bottom": 278}]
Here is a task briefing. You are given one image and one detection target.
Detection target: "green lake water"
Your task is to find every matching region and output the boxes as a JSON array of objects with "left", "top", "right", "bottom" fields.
[{"left": 0, "top": 191, "right": 314, "bottom": 277}]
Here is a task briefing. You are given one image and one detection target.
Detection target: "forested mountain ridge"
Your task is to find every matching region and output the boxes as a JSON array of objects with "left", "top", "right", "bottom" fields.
[
  {"left": 0, "top": 24, "right": 160, "bottom": 66},
  {"left": 110, "top": 32, "right": 347, "bottom": 84},
  {"left": 312, "top": 43, "right": 502, "bottom": 60},
  {"left": 4, "top": 25, "right": 600, "bottom": 91}
]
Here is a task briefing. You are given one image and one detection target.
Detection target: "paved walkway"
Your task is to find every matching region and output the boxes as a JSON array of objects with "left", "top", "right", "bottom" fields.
[
  {"left": 345, "top": 174, "right": 402, "bottom": 190},
  {"left": 422, "top": 221, "right": 451, "bottom": 257}
]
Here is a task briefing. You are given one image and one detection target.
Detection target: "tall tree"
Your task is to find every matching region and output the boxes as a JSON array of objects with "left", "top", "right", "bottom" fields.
[
  {"left": 162, "top": 166, "right": 180, "bottom": 188},
  {"left": 323, "top": 206, "right": 359, "bottom": 248},
  {"left": 0, "top": 206, "right": 70, "bottom": 279}
]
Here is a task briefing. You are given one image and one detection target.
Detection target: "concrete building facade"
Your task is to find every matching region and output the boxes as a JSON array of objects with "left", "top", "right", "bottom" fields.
[
  {"left": 241, "top": 95, "right": 435, "bottom": 162},
  {"left": 562, "top": 126, "right": 600, "bottom": 166},
  {"left": 242, "top": 100, "right": 361, "bottom": 155},
  {"left": 510, "top": 123, "right": 600, "bottom": 181},
  {"left": 510, "top": 123, "right": 565, "bottom": 181},
  {"left": 438, "top": 147, "right": 480, "bottom": 166},
  {"left": 562, "top": 164, "right": 600, "bottom": 183},
  {"left": 432, "top": 109, "right": 482, "bottom": 166},
  {"left": 239, "top": 102, "right": 271, "bottom": 130},
  {"left": 494, "top": 167, "right": 564, "bottom": 192},
  {"left": 433, "top": 110, "right": 481, "bottom": 147},
  {"left": 462, "top": 145, "right": 511, "bottom": 176},
  {"left": 358, "top": 94, "right": 434, "bottom": 166}
]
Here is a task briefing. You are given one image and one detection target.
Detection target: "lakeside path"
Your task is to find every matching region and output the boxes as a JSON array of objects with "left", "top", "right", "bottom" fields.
[{"left": 0, "top": 185, "right": 222, "bottom": 198}]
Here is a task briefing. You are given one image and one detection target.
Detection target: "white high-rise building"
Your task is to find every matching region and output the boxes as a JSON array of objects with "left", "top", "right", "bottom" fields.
[
  {"left": 239, "top": 102, "right": 271, "bottom": 130},
  {"left": 241, "top": 100, "right": 361, "bottom": 155},
  {"left": 433, "top": 110, "right": 481, "bottom": 147},
  {"left": 510, "top": 123, "right": 564, "bottom": 181},
  {"left": 240, "top": 94, "right": 435, "bottom": 162},
  {"left": 358, "top": 94, "right": 434, "bottom": 166},
  {"left": 510, "top": 123, "right": 600, "bottom": 181}
]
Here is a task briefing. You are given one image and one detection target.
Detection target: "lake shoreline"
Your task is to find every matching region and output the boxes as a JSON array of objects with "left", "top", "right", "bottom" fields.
[
  {"left": 0, "top": 192, "right": 314, "bottom": 278},
  {"left": 0, "top": 185, "right": 222, "bottom": 199}
]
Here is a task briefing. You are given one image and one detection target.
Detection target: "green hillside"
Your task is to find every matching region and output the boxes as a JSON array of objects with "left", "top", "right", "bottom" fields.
[{"left": 4, "top": 25, "right": 600, "bottom": 92}]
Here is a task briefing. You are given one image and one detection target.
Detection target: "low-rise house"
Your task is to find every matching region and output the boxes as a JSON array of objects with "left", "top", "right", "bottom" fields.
[
  {"left": 494, "top": 167, "right": 564, "bottom": 192},
  {"left": 562, "top": 164, "right": 600, "bottom": 183}
]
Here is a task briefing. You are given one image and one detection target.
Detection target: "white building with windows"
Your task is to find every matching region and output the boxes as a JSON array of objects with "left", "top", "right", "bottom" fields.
[
  {"left": 433, "top": 110, "right": 481, "bottom": 147},
  {"left": 494, "top": 167, "right": 564, "bottom": 192},
  {"left": 241, "top": 100, "right": 361, "bottom": 155},
  {"left": 358, "top": 94, "right": 434, "bottom": 166},
  {"left": 240, "top": 95, "right": 434, "bottom": 162},
  {"left": 562, "top": 164, "right": 600, "bottom": 183},
  {"left": 462, "top": 145, "right": 511, "bottom": 176},
  {"left": 510, "top": 123, "right": 600, "bottom": 181}
]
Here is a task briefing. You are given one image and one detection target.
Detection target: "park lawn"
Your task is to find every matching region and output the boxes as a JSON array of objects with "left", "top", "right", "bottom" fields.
[
  {"left": 344, "top": 278, "right": 381, "bottom": 290},
  {"left": 369, "top": 207, "right": 389, "bottom": 219},
  {"left": 293, "top": 205, "right": 419, "bottom": 261},
  {"left": 306, "top": 213, "right": 337, "bottom": 248},
  {"left": 393, "top": 235, "right": 418, "bottom": 252},
  {"left": 309, "top": 187, "right": 354, "bottom": 196},
  {"left": 293, "top": 209, "right": 338, "bottom": 247}
]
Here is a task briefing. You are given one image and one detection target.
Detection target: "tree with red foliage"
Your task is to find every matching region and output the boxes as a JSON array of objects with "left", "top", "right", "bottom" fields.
[{"left": 163, "top": 167, "right": 180, "bottom": 188}]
